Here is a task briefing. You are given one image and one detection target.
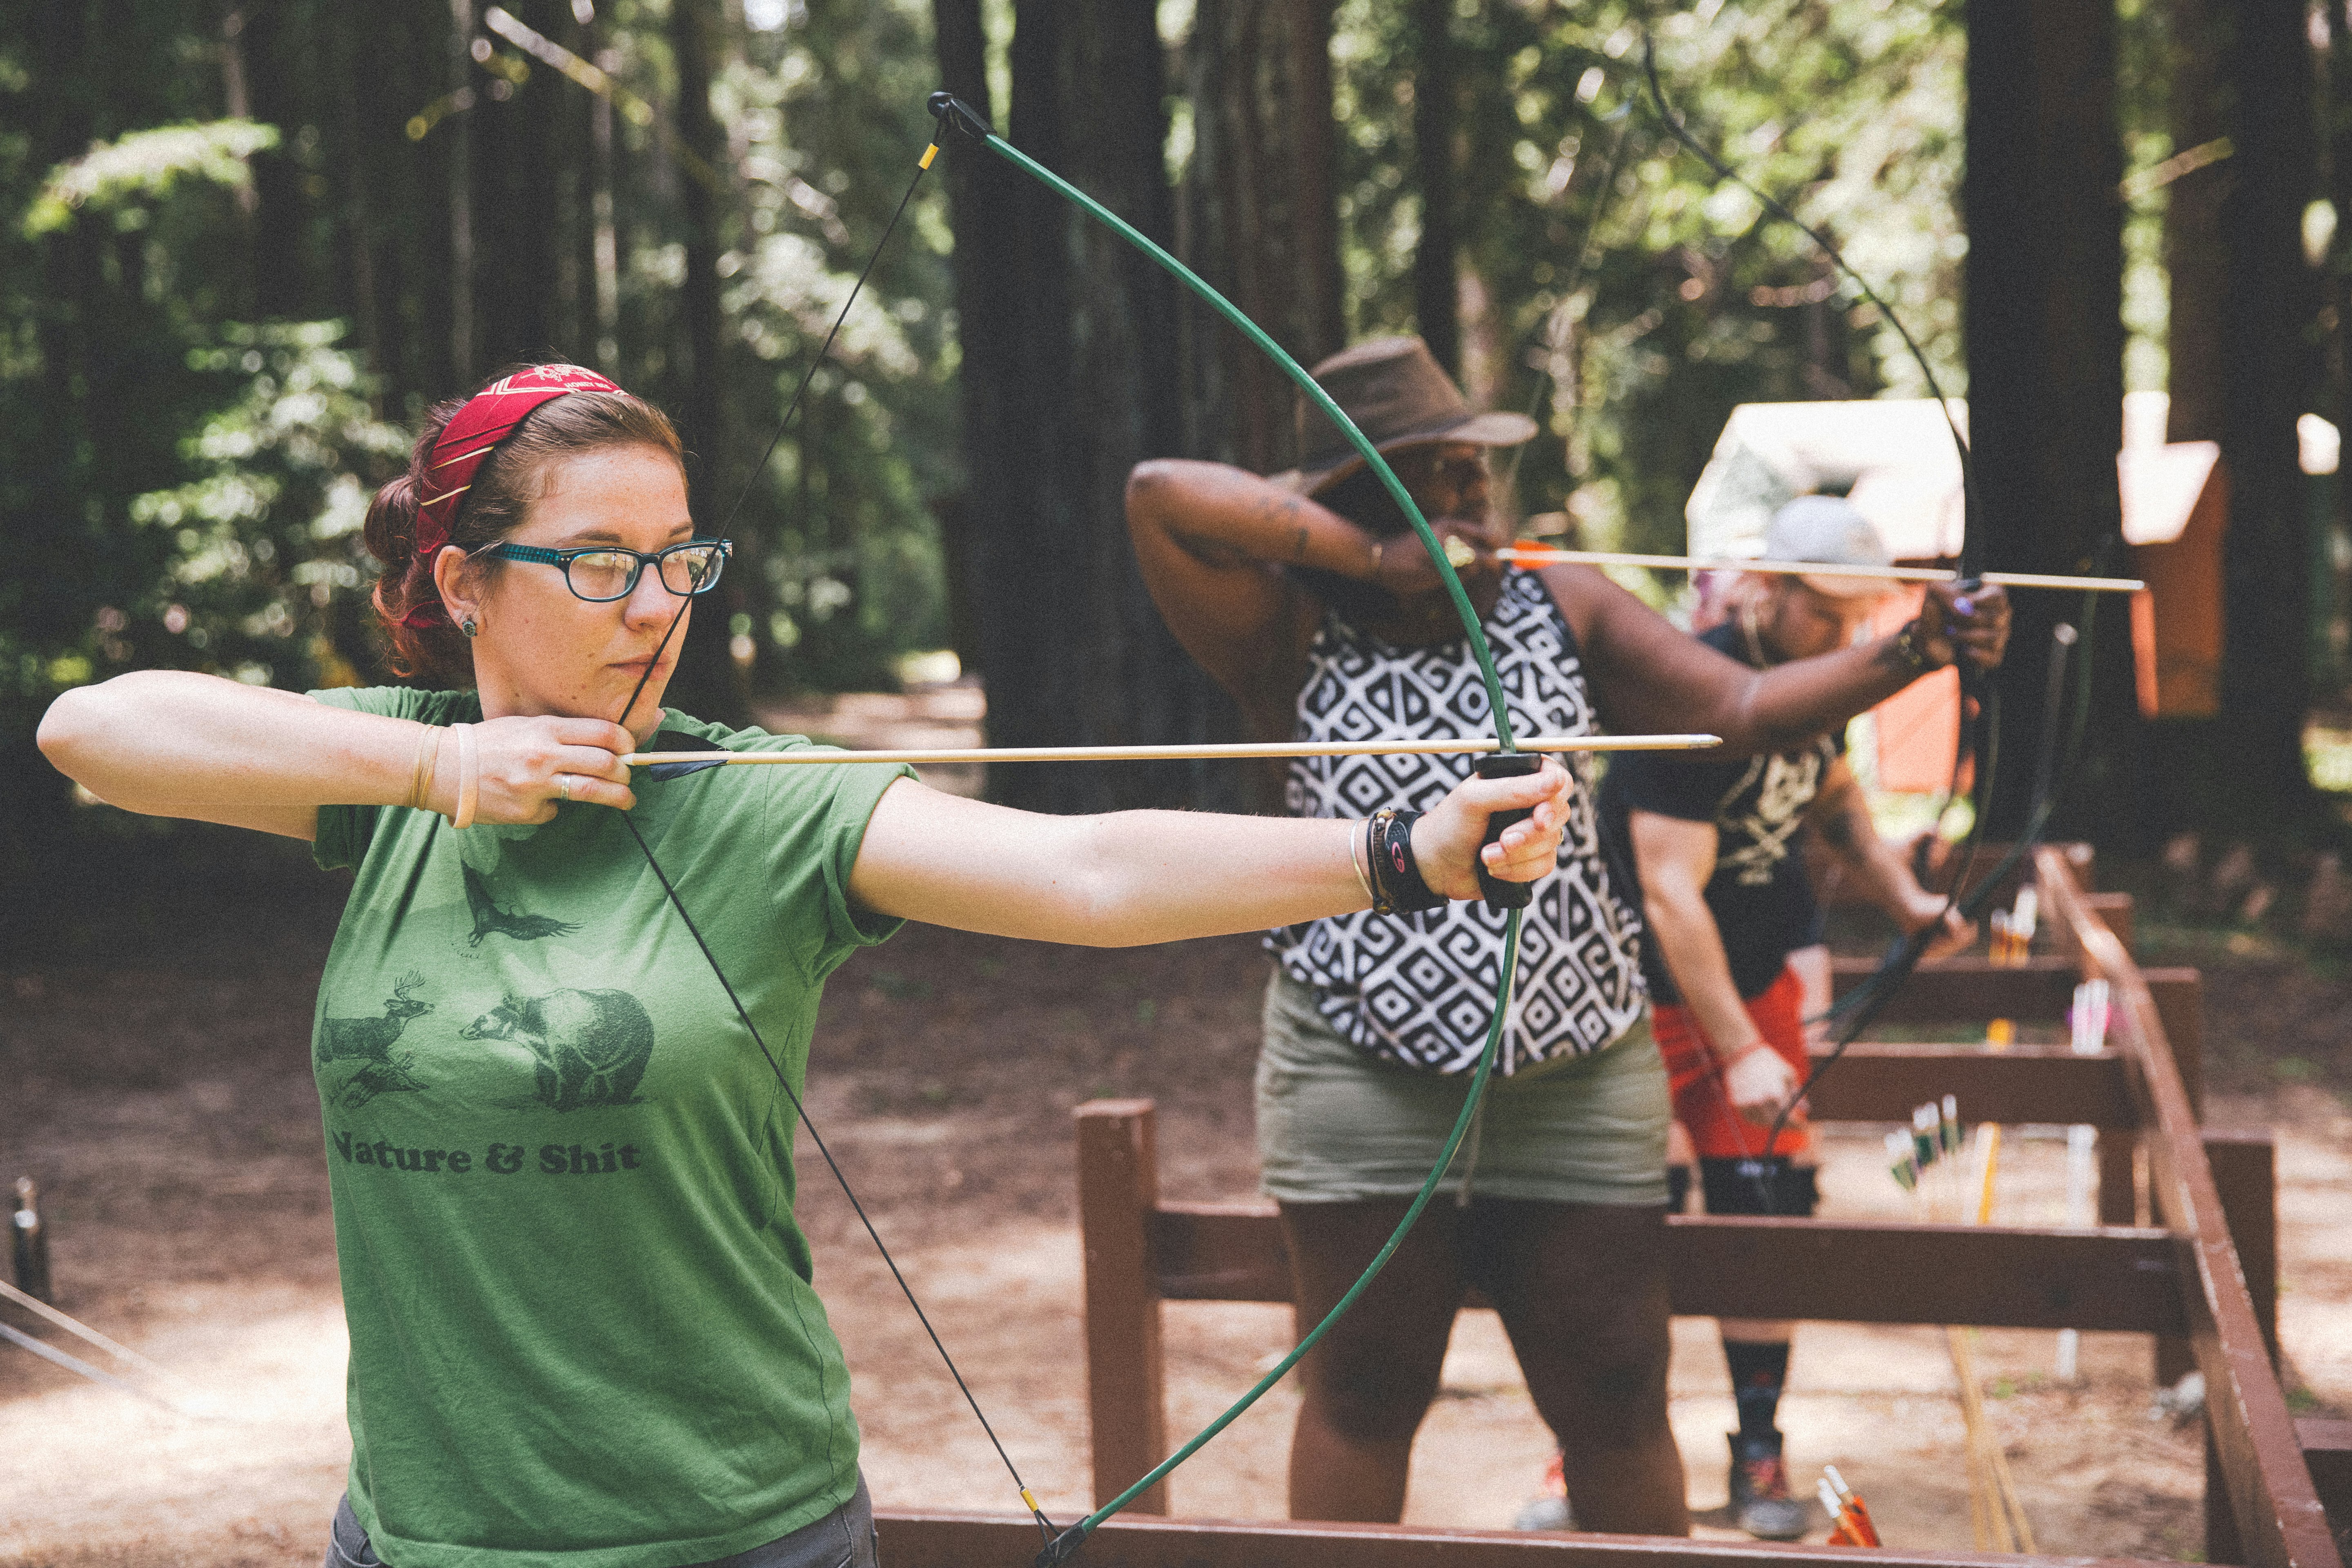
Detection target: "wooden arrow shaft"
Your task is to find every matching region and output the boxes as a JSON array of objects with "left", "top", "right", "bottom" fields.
[
  {"left": 1496, "top": 546, "right": 2143, "bottom": 594},
  {"left": 621, "top": 733, "right": 1721, "bottom": 768}
]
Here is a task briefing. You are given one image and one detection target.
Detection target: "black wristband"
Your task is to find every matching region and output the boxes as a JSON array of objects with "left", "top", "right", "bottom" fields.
[{"left": 1366, "top": 807, "right": 1448, "bottom": 915}]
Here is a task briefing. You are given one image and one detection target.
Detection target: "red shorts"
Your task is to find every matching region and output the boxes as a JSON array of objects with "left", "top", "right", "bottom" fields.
[{"left": 1653, "top": 964, "right": 1809, "bottom": 1159}]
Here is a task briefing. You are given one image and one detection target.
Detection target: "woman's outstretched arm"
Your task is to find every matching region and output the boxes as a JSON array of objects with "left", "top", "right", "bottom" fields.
[
  {"left": 37, "top": 671, "right": 636, "bottom": 839},
  {"left": 847, "top": 761, "right": 1573, "bottom": 947},
  {"left": 1544, "top": 566, "right": 2011, "bottom": 756}
]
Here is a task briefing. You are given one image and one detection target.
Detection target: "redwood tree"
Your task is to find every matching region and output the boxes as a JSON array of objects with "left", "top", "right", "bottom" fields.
[
  {"left": 1963, "top": 0, "right": 2139, "bottom": 842},
  {"left": 2149, "top": 0, "right": 2321, "bottom": 832},
  {"left": 933, "top": 0, "right": 1234, "bottom": 813},
  {"left": 1177, "top": 0, "right": 1345, "bottom": 477}
]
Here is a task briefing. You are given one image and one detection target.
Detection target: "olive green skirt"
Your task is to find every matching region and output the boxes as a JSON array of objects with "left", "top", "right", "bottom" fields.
[{"left": 1256, "top": 970, "right": 1669, "bottom": 1206}]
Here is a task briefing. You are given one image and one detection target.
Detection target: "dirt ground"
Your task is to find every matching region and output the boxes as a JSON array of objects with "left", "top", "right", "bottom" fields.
[{"left": 4, "top": 815, "right": 2349, "bottom": 1568}]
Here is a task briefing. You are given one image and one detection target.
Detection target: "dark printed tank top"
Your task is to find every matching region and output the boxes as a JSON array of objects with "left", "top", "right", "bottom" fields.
[{"left": 1265, "top": 568, "right": 1648, "bottom": 1074}]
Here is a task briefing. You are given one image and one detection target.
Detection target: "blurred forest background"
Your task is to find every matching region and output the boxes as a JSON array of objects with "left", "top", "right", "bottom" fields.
[{"left": 8, "top": 0, "right": 2352, "bottom": 883}]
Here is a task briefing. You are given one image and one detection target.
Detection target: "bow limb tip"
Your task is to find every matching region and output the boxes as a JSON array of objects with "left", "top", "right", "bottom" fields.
[
  {"left": 1033, "top": 1524, "right": 1090, "bottom": 1568},
  {"left": 927, "top": 91, "right": 993, "bottom": 140}
]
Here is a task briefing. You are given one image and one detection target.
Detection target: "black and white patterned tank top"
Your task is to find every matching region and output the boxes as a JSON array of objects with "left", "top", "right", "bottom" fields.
[{"left": 1265, "top": 568, "right": 1648, "bottom": 1074}]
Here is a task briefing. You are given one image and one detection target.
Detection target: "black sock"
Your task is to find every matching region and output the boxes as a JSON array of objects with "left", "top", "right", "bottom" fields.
[{"left": 1724, "top": 1339, "right": 1790, "bottom": 1440}]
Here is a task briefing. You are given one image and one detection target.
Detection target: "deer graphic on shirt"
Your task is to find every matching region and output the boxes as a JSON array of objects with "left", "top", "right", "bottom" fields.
[{"left": 318, "top": 973, "right": 433, "bottom": 1109}]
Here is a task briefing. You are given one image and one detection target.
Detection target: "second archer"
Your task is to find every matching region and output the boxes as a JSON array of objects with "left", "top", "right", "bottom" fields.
[{"left": 1126, "top": 335, "right": 2012, "bottom": 1534}]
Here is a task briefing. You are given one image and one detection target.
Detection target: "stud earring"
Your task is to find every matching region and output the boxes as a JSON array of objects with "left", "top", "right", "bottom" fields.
[{"left": 461, "top": 618, "right": 478, "bottom": 637}]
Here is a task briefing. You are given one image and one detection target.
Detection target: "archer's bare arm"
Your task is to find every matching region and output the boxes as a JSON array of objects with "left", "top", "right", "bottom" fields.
[
  {"left": 1541, "top": 566, "right": 2010, "bottom": 756},
  {"left": 1630, "top": 810, "right": 1763, "bottom": 1056},
  {"left": 1630, "top": 807, "right": 1803, "bottom": 1123},
  {"left": 36, "top": 671, "right": 636, "bottom": 839},
  {"left": 849, "top": 760, "right": 1570, "bottom": 947},
  {"left": 1807, "top": 756, "right": 1972, "bottom": 953},
  {"left": 1123, "top": 460, "right": 1362, "bottom": 724}
]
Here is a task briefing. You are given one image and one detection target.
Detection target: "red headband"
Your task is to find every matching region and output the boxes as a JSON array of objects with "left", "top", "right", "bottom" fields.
[{"left": 413, "top": 364, "right": 623, "bottom": 561}]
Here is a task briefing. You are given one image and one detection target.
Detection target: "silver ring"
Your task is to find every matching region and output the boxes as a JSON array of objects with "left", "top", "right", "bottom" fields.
[{"left": 555, "top": 773, "right": 574, "bottom": 802}]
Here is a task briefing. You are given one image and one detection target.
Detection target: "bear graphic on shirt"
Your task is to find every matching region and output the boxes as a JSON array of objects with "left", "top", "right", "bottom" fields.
[{"left": 463, "top": 988, "right": 655, "bottom": 1111}]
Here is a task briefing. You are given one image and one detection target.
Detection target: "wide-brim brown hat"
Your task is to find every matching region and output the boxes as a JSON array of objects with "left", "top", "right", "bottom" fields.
[{"left": 1268, "top": 335, "right": 1538, "bottom": 494}]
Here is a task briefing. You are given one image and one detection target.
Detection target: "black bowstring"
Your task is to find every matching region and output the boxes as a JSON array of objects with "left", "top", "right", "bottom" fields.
[
  {"left": 1636, "top": 34, "right": 2031, "bottom": 1213},
  {"left": 1501, "top": 107, "right": 1636, "bottom": 498},
  {"left": 608, "top": 116, "right": 1060, "bottom": 1545},
  {"left": 617, "top": 812, "right": 1054, "bottom": 1538},
  {"left": 614, "top": 132, "right": 944, "bottom": 731}
]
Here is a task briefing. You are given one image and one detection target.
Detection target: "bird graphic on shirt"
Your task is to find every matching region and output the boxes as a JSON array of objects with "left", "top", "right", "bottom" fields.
[{"left": 463, "top": 864, "right": 581, "bottom": 947}]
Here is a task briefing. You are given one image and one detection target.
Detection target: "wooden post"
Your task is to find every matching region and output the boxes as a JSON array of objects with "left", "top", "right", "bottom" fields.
[
  {"left": 2204, "top": 1131, "right": 2279, "bottom": 1564},
  {"left": 2098, "top": 1131, "right": 2141, "bottom": 1226},
  {"left": 2146, "top": 970, "right": 2205, "bottom": 1120},
  {"left": 2302, "top": 1419, "right": 2352, "bottom": 1542},
  {"left": 2086, "top": 890, "right": 2136, "bottom": 951},
  {"left": 2149, "top": 970, "right": 2205, "bottom": 1386},
  {"left": 1076, "top": 1099, "right": 1170, "bottom": 1514},
  {"left": 2090, "top": 913, "right": 2157, "bottom": 1232}
]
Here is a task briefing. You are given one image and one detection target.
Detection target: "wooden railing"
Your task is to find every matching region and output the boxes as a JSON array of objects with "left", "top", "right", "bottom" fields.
[{"left": 875, "top": 851, "right": 2347, "bottom": 1568}]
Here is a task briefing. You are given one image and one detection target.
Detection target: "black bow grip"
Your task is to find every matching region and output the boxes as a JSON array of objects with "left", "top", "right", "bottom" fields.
[{"left": 1472, "top": 751, "right": 1544, "bottom": 910}]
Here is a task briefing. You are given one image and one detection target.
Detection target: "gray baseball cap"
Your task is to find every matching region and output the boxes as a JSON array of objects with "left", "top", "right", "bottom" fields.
[{"left": 1762, "top": 494, "right": 1898, "bottom": 599}]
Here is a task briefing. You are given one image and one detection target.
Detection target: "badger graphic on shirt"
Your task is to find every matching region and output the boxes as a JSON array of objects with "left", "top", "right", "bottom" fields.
[{"left": 462, "top": 989, "right": 655, "bottom": 1111}]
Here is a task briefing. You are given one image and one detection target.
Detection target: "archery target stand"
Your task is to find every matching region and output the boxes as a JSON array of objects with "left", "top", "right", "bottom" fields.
[{"left": 872, "top": 846, "right": 2352, "bottom": 1568}]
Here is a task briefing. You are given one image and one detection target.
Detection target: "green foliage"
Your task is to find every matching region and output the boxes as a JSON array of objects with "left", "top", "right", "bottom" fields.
[
  {"left": 127, "top": 323, "right": 408, "bottom": 692},
  {"left": 1333, "top": 0, "right": 1964, "bottom": 567},
  {"left": 725, "top": 0, "right": 958, "bottom": 690},
  {"left": 4, "top": 323, "right": 400, "bottom": 729},
  {"left": 22, "top": 119, "right": 278, "bottom": 236}
]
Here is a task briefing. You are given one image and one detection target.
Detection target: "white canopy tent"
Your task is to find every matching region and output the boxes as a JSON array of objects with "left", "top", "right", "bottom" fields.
[{"left": 1680, "top": 392, "right": 2334, "bottom": 562}]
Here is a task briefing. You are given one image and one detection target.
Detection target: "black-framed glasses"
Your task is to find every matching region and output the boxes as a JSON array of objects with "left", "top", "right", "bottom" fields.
[{"left": 472, "top": 538, "right": 731, "bottom": 602}]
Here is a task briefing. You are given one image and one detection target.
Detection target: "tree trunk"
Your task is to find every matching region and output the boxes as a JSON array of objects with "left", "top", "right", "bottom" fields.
[
  {"left": 932, "top": 0, "right": 1020, "bottom": 684},
  {"left": 2328, "top": 0, "right": 2352, "bottom": 693},
  {"left": 660, "top": 0, "right": 747, "bottom": 727},
  {"left": 1178, "top": 0, "right": 1344, "bottom": 475},
  {"left": 2212, "top": 0, "right": 2321, "bottom": 819},
  {"left": 326, "top": 2, "right": 385, "bottom": 390},
  {"left": 216, "top": 2, "right": 258, "bottom": 317},
  {"left": 447, "top": 0, "right": 476, "bottom": 381},
  {"left": 1410, "top": 0, "right": 1459, "bottom": 376},
  {"left": 952, "top": 0, "right": 1209, "bottom": 813},
  {"left": 240, "top": 0, "right": 310, "bottom": 320},
  {"left": 2165, "top": 0, "right": 2226, "bottom": 444},
  {"left": 472, "top": 0, "right": 565, "bottom": 370},
  {"left": 2147, "top": 0, "right": 2321, "bottom": 833},
  {"left": 8, "top": 0, "right": 100, "bottom": 866},
  {"left": 590, "top": 42, "right": 620, "bottom": 370},
  {"left": 1173, "top": 0, "right": 1341, "bottom": 807},
  {"left": 1963, "top": 0, "right": 2138, "bottom": 842}
]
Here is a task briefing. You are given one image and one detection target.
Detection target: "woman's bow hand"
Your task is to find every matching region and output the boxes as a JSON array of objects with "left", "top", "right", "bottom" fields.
[
  {"left": 1916, "top": 581, "right": 2011, "bottom": 671},
  {"left": 1410, "top": 756, "right": 1575, "bottom": 900}
]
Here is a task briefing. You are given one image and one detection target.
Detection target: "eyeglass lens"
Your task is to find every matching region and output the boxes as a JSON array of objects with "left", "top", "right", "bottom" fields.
[{"left": 563, "top": 544, "right": 724, "bottom": 601}]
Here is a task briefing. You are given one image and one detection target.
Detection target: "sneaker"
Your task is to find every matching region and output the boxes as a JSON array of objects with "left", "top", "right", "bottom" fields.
[
  {"left": 1728, "top": 1432, "right": 1808, "bottom": 1541},
  {"left": 1512, "top": 1451, "right": 1577, "bottom": 1531}
]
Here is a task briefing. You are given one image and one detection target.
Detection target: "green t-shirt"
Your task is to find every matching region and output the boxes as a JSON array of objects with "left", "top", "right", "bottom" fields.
[{"left": 308, "top": 687, "right": 911, "bottom": 1568}]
